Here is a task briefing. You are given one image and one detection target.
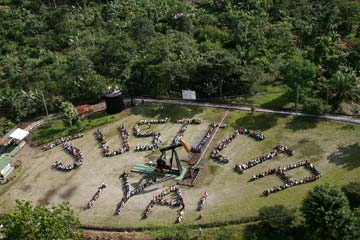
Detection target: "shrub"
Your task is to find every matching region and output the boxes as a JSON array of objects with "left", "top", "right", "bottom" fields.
[
  {"left": 303, "top": 97, "right": 331, "bottom": 114},
  {"left": 258, "top": 205, "right": 295, "bottom": 234}
]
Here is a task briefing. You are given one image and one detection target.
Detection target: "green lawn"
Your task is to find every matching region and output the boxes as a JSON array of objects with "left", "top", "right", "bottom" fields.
[{"left": 2, "top": 103, "right": 359, "bottom": 230}]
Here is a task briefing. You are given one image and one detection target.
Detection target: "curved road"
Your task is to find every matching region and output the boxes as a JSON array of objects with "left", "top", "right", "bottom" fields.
[{"left": 136, "top": 98, "right": 360, "bottom": 125}]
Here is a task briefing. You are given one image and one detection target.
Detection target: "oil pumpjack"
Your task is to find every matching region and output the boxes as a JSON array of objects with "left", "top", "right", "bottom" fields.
[{"left": 155, "top": 139, "right": 190, "bottom": 176}]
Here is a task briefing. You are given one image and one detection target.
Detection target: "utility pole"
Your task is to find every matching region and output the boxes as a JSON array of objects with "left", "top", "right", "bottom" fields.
[
  {"left": 40, "top": 91, "right": 49, "bottom": 119},
  {"left": 295, "top": 83, "right": 300, "bottom": 113}
]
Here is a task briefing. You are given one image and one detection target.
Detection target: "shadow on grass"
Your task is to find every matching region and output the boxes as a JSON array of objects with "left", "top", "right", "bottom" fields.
[
  {"left": 261, "top": 91, "right": 292, "bottom": 109},
  {"left": 285, "top": 117, "right": 318, "bottom": 131},
  {"left": 59, "top": 185, "right": 78, "bottom": 200},
  {"left": 131, "top": 104, "right": 203, "bottom": 122},
  {"left": 340, "top": 124, "right": 356, "bottom": 131},
  {"left": 327, "top": 143, "right": 360, "bottom": 170},
  {"left": 243, "top": 223, "right": 306, "bottom": 240},
  {"left": 231, "top": 113, "right": 282, "bottom": 131}
]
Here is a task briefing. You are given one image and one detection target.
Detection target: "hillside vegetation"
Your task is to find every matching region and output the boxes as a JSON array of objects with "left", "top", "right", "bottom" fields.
[{"left": 0, "top": 0, "right": 360, "bottom": 122}]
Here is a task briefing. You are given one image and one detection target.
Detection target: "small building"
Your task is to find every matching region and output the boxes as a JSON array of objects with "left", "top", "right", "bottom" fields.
[
  {"left": 6, "top": 128, "right": 29, "bottom": 143},
  {"left": 0, "top": 154, "right": 13, "bottom": 179},
  {"left": 0, "top": 128, "right": 29, "bottom": 179}
]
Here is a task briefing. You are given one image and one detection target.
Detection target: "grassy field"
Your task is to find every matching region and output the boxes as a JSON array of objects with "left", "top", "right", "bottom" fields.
[{"left": 0, "top": 103, "right": 359, "bottom": 229}]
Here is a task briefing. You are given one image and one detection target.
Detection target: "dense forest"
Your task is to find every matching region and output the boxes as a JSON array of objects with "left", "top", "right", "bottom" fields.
[{"left": 0, "top": 0, "right": 360, "bottom": 122}]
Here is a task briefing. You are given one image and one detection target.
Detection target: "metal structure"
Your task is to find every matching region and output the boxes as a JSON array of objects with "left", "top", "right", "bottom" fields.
[
  {"left": 155, "top": 139, "right": 190, "bottom": 176},
  {"left": 104, "top": 90, "right": 125, "bottom": 114}
]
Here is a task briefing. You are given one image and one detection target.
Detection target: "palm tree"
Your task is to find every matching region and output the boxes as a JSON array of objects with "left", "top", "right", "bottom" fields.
[{"left": 329, "top": 68, "right": 357, "bottom": 105}]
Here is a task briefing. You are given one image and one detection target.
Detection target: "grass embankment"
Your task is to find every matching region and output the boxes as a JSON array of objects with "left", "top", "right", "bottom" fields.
[
  {"left": 31, "top": 103, "right": 217, "bottom": 145},
  {"left": 30, "top": 112, "right": 126, "bottom": 145},
  {"left": 224, "top": 85, "right": 300, "bottom": 110}
]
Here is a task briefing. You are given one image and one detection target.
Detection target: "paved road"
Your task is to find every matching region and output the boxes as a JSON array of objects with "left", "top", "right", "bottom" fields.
[{"left": 136, "top": 98, "right": 360, "bottom": 125}]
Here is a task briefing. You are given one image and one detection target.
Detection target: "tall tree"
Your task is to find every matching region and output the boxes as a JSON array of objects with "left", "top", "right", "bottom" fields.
[
  {"left": 329, "top": 68, "right": 358, "bottom": 107},
  {"left": 301, "top": 184, "right": 356, "bottom": 240},
  {"left": 60, "top": 101, "right": 79, "bottom": 126}
]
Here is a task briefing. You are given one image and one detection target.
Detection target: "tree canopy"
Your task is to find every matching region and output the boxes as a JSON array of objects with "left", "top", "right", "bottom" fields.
[
  {"left": 60, "top": 101, "right": 79, "bottom": 126},
  {"left": 301, "top": 184, "right": 357, "bottom": 240},
  {"left": 0, "top": 0, "right": 360, "bottom": 121},
  {"left": 0, "top": 200, "right": 80, "bottom": 240}
]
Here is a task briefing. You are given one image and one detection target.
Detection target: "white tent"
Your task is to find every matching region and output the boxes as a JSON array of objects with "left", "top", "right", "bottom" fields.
[{"left": 8, "top": 128, "right": 29, "bottom": 141}]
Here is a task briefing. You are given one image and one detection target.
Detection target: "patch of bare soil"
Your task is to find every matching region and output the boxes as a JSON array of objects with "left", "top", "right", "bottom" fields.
[{"left": 80, "top": 229, "right": 154, "bottom": 240}]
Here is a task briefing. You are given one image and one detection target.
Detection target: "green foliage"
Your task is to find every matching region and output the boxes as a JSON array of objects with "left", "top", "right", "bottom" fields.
[
  {"left": 329, "top": 68, "right": 358, "bottom": 107},
  {"left": 258, "top": 205, "right": 295, "bottom": 234},
  {"left": 60, "top": 101, "right": 79, "bottom": 126},
  {"left": 0, "top": 200, "right": 80, "bottom": 240},
  {"left": 158, "top": 226, "right": 191, "bottom": 240},
  {"left": 303, "top": 97, "right": 331, "bottom": 114},
  {"left": 0, "top": 88, "right": 45, "bottom": 122},
  {"left": 212, "top": 227, "right": 235, "bottom": 240},
  {"left": 342, "top": 182, "right": 360, "bottom": 209},
  {"left": 280, "top": 54, "right": 318, "bottom": 96},
  {"left": 0, "top": 120, "right": 15, "bottom": 136},
  {"left": 301, "top": 184, "right": 356, "bottom": 240},
  {"left": 0, "top": 0, "right": 360, "bottom": 118}
]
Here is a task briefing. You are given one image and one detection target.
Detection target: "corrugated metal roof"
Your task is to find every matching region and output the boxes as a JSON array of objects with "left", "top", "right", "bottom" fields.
[{"left": 0, "top": 137, "right": 12, "bottom": 146}]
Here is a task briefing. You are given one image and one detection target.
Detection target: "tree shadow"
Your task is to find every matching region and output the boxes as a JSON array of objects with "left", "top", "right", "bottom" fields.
[
  {"left": 261, "top": 91, "right": 292, "bottom": 109},
  {"left": 243, "top": 223, "right": 305, "bottom": 240},
  {"left": 339, "top": 124, "right": 356, "bottom": 131},
  {"left": 327, "top": 143, "right": 360, "bottom": 170},
  {"left": 231, "top": 113, "right": 282, "bottom": 131},
  {"left": 285, "top": 117, "right": 318, "bottom": 131},
  {"left": 131, "top": 104, "right": 203, "bottom": 122},
  {"left": 59, "top": 185, "right": 78, "bottom": 200}
]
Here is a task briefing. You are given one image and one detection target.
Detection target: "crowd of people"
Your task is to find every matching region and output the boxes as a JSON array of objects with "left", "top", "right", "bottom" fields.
[
  {"left": 258, "top": 160, "right": 322, "bottom": 196},
  {"left": 133, "top": 119, "right": 167, "bottom": 151},
  {"left": 137, "top": 118, "right": 168, "bottom": 125},
  {"left": 198, "top": 191, "right": 208, "bottom": 211},
  {"left": 211, "top": 128, "right": 265, "bottom": 163},
  {"left": 191, "top": 122, "right": 225, "bottom": 153},
  {"left": 176, "top": 119, "right": 201, "bottom": 125},
  {"left": 94, "top": 126, "right": 130, "bottom": 157},
  {"left": 172, "top": 124, "right": 188, "bottom": 145},
  {"left": 171, "top": 119, "right": 202, "bottom": 145},
  {"left": 42, "top": 133, "right": 84, "bottom": 151},
  {"left": 135, "top": 132, "right": 162, "bottom": 151},
  {"left": 116, "top": 171, "right": 157, "bottom": 215},
  {"left": 234, "top": 144, "right": 294, "bottom": 173},
  {"left": 52, "top": 142, "right": 84, "bottom": 171},
  {"left": 87, "top": 183, "right": 107, "bottom": 209},
  {"left": 143, "top": 185, "right": 185, "bottom": 223},
  {"left": 133, "top": 124, "right": 155, "bottom": 137},
  {"left": 249, "top": 131, "right": 265, "bottom": 141}
]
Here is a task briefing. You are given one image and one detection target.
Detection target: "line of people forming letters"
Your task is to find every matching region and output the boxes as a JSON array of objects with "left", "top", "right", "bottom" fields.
[
  {"left": 94, "top": 125, "right": 130, "bottom": 157},
  {"left": 256, "top": 160, "right": 322, "bottom": 196},
  {"left": 52, "top": 142, "right": 84, "bottom": 171},
  {"left": 234, "top": 144, "right": 294, "bottom": 174},
  {"left": 116, "top": 171, "right": 157, "bottom": 215},
  {"left": 211, "top": 128, "right": 265, "bottom": 163},
  {"left": 143, "top": 185, "right": 185, "bottom": 223}
]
